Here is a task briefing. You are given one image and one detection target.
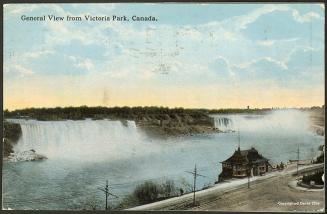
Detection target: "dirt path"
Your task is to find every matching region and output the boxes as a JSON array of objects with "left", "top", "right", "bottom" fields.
[{"left": 128, "top": 163, "right": 324, "bottom": 212}]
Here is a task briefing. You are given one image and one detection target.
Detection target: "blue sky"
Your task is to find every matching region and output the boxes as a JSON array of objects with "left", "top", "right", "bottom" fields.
[{"left": 3, "top": 3, "right": 325, "bottom": 110}]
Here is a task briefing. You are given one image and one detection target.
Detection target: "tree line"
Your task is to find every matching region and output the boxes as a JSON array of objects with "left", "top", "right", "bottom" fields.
[{"left": 3, "top": 106, "right": 272, "bottom": 121}]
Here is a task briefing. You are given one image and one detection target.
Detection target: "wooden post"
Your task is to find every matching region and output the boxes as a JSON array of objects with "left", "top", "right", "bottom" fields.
[
  {"left": 98, "top": 180, "right": 119, "bottom": 211},
  {"left": 193, "top": 165, "right": 196, "bottom": 206},
  {"left": 185, "top": 164, "right": 205, "bottom": 207},
  {"left": 247, "top": 166, "right": 250, "bottom": 189},
  {"left": 105, "top": 180, "right": 108, "bottom": 210}
]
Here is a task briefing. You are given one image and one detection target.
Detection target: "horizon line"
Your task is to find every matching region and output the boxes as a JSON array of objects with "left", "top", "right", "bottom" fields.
[{"left": 4, "top": 104, "right": 325, "bottom": 112}]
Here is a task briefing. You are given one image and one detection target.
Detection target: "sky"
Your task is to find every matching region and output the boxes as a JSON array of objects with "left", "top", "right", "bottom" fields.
[{"left": 3, "top": 3, "right": 325, "bottom": 110}]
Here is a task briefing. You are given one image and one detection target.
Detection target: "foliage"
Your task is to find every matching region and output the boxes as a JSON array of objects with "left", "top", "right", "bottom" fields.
[
  {"left": 314, "top": 152, "right": 324, "bottom": 164},
  {"left": 207, "top": 108, "right": 271, "bottom": 114},
  {"left": 302, "top": 171, "right": 324, "bottom": 185},
  {"left": 3, "top": 121, "right": 22, "bottom": 142},
  {"left": 3, "top": 106, "right": 272, "bottom": 121},
  {"left": 277, "top": 162, "right": 285, "bottom": 170},
  {"left": 314, "top": 145, "right": 324, "bottom": 164},
  {"left": 159, "top": 180, "right": 177, "bottom": 198},
  {"left": 3, "top": 121, "right": 22, "bottom": 156},
  {"left": 179, "top": 177, "right": 193, "bottom": 193},
  {"left": 133, "top": 181, "right": 160, "bottom": 205},
  {"left": 117, "top": 179, "right": 179, "bottom": 209}
]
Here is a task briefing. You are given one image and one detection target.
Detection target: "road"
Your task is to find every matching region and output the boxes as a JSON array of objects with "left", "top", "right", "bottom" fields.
[{"left": 128, "top": 163, "right": 324, "bottom": 212}]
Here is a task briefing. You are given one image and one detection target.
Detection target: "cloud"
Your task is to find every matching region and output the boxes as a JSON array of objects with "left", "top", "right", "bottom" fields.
[
  {"left": 4, "top": 64, "right": 35, "bottom": 77},
  {"left": 230, "top": 44, "right": 324, "bottom": 88},
  {"left": 209, "top": 56, "right": 233, "bottom": 76},
  {"left": 257, "top": 40, "right": 275, "bottom": 46},
  {"left": 3, "top": 4, "right": 324, "bottom": 108},
  {"left": 237, "top": 57, "right": 287, "bottom": 70},
  {"left": 74, "top": 58, "right": 95, "bottom": 72},
  {"left": 24, "top": 50, "right": 54, "bottom": 59},
  {"left": 4, "top": 4, "right": 39, "bottom": 16},
  {"left": 257, "top": 38, "right": 300, "bottom": 47},
  {"left": 286, "top": 46, "right": 324, "bottom": 69},
  {"left": 67, "top": 55, "right": 96, "bottom": 73},
  {"left": 291, "top": 10, "right": 322, "bottom": 23},
  {"left": 7, "top": 4, "right": 322, "bottom": 81},
  {"left": 231, "top": 5, "right": 289, "bottom": 30},
  {"left": 14, "top": 65, "right": 34, "bottom": 75},
  {"left": 236, "top": 57, "right": 287, "bottom": 80}
]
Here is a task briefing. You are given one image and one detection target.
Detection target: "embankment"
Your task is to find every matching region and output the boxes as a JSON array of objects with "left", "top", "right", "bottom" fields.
[{"left": 135, "top": 113, "right": 217, "bottom": 137}]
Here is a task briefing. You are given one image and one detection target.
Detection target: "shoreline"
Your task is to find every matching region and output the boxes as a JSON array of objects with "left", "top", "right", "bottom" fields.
[
  {"left": 127, "top": 163, "right": 324, "bottom": 211},
  {"left": 307, "top": 108, "right": 325, "bottom": 136}
]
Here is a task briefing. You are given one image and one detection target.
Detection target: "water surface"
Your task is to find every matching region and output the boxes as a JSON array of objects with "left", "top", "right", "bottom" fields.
[{"left": 3, "top": 110, "right": 324, "bottom": 209}]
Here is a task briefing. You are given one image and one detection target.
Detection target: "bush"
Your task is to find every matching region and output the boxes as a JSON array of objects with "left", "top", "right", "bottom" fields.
[
  {"left": 314, "top": 152, "right": 324, "bottom": 164},
  {"left": 277, "top": 162, "right": 285, "bottom": 170},
  {"left": 302, "top": 171, "right": 324, "bottom": 185},
  {"left": 117, "top": 179, "right": 179, "bottom": 209},
  {"left": 159, "top": 180, "right": 177, "bottom": 198},
  {"left": 133, "top": 181, "right": 160, "bottom": 204}
]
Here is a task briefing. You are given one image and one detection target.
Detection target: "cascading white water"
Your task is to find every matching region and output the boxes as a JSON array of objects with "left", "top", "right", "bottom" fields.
[
  {"left": 213, "top": 110, "right": 312, "bottom": 135},
  {"left": 3, "top": 110, "right": 323, "bottom": 210},
  {"left": 214, "top": 117, "right": 234, "bottom": 132},
  {"left": 7, "top": 119, "right": 147, "bottom": 161}
]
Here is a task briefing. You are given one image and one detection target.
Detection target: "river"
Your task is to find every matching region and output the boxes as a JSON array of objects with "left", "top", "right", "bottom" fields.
[{"left": 2, "top": 109, "right": 324, "bottom": 210}]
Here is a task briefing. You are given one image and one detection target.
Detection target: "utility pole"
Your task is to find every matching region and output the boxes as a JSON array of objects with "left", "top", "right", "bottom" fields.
[
  {"left": 247, "top": 165, "right": 251, "bottom": 188},
  {"left": 98, "top": 180, "right": 119, "bottom": 210},
  {"left": 185, "top": 164, "right": 205, "bottom": 207},
  {"left": 217, "top": 163, "right": 220, "bottom": 183},
  {"left": 288, "top": 146, "right": 301, "bottom": 175},
  {"left": 237, "top": 128, "right": 241, "bottom": 150},
  {"left": 297, "top": 145, "right": 300, "bottom": 175}
]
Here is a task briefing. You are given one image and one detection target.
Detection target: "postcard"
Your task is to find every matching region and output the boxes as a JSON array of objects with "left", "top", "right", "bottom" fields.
[{"left": 2, "top": 2, "right": 325, "bottom": 212}]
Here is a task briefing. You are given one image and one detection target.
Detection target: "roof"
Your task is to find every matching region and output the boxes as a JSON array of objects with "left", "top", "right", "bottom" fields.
[{"left": 222, "top": 147, "right": 269, "bottom": 165}]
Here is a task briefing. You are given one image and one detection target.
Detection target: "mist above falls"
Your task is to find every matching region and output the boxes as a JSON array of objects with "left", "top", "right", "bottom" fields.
[{"left": 213, "top": 109, "right": 312, "bottom": 135}]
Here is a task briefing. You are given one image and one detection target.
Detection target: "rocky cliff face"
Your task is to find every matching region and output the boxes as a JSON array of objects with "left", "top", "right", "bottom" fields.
[
  {"left": 3, "top": 121, "right": 22, "bottom": 157},
  {"left": 134, "top": 113, "right": 218, "bottom": 136}
]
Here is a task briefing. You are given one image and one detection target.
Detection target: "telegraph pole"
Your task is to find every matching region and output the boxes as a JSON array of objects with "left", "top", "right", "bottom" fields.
[
  {"left": 297, "top": 145, "right": 300, "bottom": 175},
  {"left": 237, "top": 128, "right": 241, "bottom": 150},
  {"left": 98, "top": 180, "right": 119, "bottom": 210},
  {"left": 193, "top": 166, "right": 196, "bottom": 205},
  {"left": 288, "top": 146, "right": 301, "bottom": 175},
  {"left": 248, "top": 167, "right": 250, "bottom": 188},
  {"left": 185, "top": 164, "right": 205, "bottom": 206}
]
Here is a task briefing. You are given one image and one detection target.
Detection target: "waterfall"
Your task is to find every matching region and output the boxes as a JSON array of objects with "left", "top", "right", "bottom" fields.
[
  {"left": 212, "top": 110, "right": 312, "bottom": 135},
  {"left": 7, "top": 119, "right": 146, "bottom": 161},
  {"left": 214, "top": 117, "right": 234, "bottom": 132}
]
